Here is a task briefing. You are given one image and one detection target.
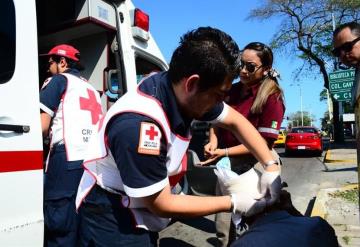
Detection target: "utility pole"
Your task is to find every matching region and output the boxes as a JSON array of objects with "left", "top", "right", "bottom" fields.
[
  {"left": 300, "top": 86, "right": 304, "bottom": 126},
  {"left": 331, "top": 12, "right": 344, "bottom": 143},
  {"left": 290, "top": 84, "right": 304, "bottom": 126}
]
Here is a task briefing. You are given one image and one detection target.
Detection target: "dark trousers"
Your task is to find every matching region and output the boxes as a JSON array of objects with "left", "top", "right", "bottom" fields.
[
  {"left": 44, "top": 144, "right": 84, "bottom": 247},
  {"left": 79, "top": 185, "right": 159, "bottom": 247}
]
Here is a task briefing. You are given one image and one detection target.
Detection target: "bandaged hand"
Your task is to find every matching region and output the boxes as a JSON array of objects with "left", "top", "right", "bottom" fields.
[
  {"left": 259, "top": 170, "right": 281, "bottom": 205},
  {"left": 231, "top": 193, "right": 267, "bottom": 217}
]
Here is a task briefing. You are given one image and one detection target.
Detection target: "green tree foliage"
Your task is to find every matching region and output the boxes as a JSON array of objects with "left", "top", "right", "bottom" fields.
[
  {"left": 319, "top": 88, "right": 328, "bottom": 102},
  {"left": 321, "top": 110, "right": 331, "bottom": 129},
  {"left": 288, "top": 110, "right": 314, "bottom": 127},
  {"left": 248, "top": 0, "right": 360, "bottom": 88},
  {"left": 320, "top": 110, "right": 333, "bottom": 137}
]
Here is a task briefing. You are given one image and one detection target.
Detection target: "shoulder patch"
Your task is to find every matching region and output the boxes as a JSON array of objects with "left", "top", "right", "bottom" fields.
[
  {"left": 271, "top": 120, "right": 278, "bottom": 129},
  {"left": 138, "top": 122, "right": 162, "bottom": 155},
  {"left": 41, "top": 77, "right": 52, "bottom": 90}
]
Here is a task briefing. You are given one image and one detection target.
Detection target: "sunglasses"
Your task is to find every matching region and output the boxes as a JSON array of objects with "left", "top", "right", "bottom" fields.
[
  {"left": 240, "top": 61, "right": 262, "bottom": 73},
  {"left": 332, "top": 36, "right": 360, "bottom": 57}
]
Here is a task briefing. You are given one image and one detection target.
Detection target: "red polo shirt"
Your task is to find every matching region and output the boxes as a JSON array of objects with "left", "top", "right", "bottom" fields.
[{"left": 218, "top": 81, "right": 285, "bottom": 148}]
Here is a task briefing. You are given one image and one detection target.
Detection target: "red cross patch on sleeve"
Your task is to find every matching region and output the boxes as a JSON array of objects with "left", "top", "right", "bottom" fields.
[{"left": 138, "top": 122, "right": 162, "bottom": 155}]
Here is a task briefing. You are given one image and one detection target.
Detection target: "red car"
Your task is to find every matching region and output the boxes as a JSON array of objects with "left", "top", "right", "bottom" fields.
[{"left": 285, "top": 127, "right": 323, "bottom": 156}]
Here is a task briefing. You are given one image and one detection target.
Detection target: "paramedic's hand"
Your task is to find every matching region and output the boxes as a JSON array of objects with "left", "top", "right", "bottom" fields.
[
  {"left": 258, "top": 169, "right": 281, "bottom": 205},
  {"left": 231, "top": 193, "right": 267, "bottom": 217},
  {"left": 200, "top": 148, "right": 225, "bottom": 166}
]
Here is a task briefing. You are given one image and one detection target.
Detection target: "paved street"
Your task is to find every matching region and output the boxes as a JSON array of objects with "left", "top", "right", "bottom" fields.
[
  {"left": 158, "top": 146, "right": 358, "bottom": 246},
  {"left": 278, "top": 146, "right": 357, "bottom": 215}
]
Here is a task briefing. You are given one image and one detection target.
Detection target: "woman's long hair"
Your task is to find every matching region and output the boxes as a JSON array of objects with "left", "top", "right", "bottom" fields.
[{"left": 243, "top": 42, "right": 285, "bottom": 114}]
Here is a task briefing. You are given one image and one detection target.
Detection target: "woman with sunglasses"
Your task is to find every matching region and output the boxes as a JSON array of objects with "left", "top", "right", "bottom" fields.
[{"left": 202, "top": 42, "right": 285, "bottom": 247}]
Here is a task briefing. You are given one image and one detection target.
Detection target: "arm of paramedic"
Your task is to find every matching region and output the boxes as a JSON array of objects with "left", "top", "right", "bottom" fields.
[
  {"left": 39, "top": 75, "right": 66, "bottom": 137},
  {"left": 41, "top": 112, "right": 51, "bottom": 137},
  {"left": 108, "top": 114, "right": 263, "bottom": 218},
  {"left": 216, "top": 104, "right": 281, "bottom": 204},
  {"left": 144, "top": 184, "right": 266, "bottom": 218},
  {"left": 144, "top": 185, "right": 232, "bottom": 218},
  {"left": 204, "top": 96, "right": 284, "bottom": 163},
  {"left": 202, "top": 123, "right": 253, "bottom": 164},
  {"left": 214, "top": 105, "right": 278, "bottom": 172},
  {"left": 213, "top": 94, "right": 284, "bottom": 159}
]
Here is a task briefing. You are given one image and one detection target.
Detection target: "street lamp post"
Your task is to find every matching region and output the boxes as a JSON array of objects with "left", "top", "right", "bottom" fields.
[
  {"left": 300, "top": 86, "right": 303, "bottom": 126},
  {"left": 307, "top": 105, "right": 313, "bottom": 126},
  {"left": 290, "top": 84, "right": 304, "bottom": 126}
]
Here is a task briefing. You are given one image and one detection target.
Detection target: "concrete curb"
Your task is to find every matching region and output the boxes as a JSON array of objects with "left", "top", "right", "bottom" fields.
[
  {"left": 323, "top": 149, "right": 357, "bottom": 164},
  {"left": 311, "top": 184, "right": 359, "bottom": 219},
  {"left": 310, "top": 189, "right": 328, "bottom": 218}
]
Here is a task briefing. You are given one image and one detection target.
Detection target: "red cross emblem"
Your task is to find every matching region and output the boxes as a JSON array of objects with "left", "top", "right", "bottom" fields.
[
  {"left": 146, "top": 126, "right": 159, "bottom": 140},
  {"left": 79, "top": 89, "right": 102, "bottom": 125}
]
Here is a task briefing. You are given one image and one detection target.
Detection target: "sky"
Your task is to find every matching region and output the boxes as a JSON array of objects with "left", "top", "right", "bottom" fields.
[{"left": 133, "top": 0, "right": 328, "bottom": 128}]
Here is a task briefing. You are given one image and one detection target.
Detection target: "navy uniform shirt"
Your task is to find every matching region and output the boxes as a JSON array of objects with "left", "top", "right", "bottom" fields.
[
  {"left": 40, "top": 68, "right": 81, "bottom": 115},
  {"left": 107, "top": 72, "right": 223, "bottom": 196},
  {"left": 40, "top": 69, "right": 82, "bottom": 146}
]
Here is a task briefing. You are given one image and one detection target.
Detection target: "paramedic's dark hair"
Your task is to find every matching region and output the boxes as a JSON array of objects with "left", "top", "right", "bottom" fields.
[
  {"left": 333, "top": 22, "right": 360, "bottom": 38},
  {"left": 168, "top": 26, "right": 240, "bottom": 91}
]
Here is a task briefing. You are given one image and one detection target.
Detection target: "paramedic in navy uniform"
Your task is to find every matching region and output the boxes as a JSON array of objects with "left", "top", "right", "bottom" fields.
[
  {"left": 75, "top": 27, "right": 281, "bottom": 247},
  {"left": 40, "top": 44, "right": 102, "bottom": 247}
]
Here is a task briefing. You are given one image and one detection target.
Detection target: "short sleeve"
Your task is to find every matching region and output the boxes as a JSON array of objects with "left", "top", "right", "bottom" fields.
[
  {"left": 199, "top": 102, "right": 226, "bottom": 123},
  {"left": 40, "top": 75, "right": 67, "bottom": 117},
  {"left": 106, "top": 113, "right": 168, "bottom": 198},
  {"left": 258, "top": 94, "right": 285, "bottom": 142}
]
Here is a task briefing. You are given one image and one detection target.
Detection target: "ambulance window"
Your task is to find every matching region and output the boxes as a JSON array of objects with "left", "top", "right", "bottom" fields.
[
  {"left": 0, "top": 0, "right": 15, "bottom": 84},
  {"left": 135, "top": 57, "right": 162, "bottom": 83}
]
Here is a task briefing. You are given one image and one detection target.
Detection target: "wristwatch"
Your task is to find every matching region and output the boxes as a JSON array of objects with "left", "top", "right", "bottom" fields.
[{"left": 264, "top": 160, "right": 279, "bottom": 168}]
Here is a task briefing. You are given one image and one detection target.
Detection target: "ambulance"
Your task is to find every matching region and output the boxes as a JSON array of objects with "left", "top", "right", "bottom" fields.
[{"left": 0, "top": 0, "right": 168, "bottom": 245}]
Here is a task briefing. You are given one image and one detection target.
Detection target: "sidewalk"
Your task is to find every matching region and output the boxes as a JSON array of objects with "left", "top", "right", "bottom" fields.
[{"left": 311, "top": 139, "right": 360, "bottom": 246}]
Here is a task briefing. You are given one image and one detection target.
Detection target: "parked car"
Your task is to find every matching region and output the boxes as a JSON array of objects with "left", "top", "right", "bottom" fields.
[
  {"left": 274, "top": 129, "right": 286, "bottom": 146},
  {"left": 285, "top": 126, "right": 323, "bottom": 156}
]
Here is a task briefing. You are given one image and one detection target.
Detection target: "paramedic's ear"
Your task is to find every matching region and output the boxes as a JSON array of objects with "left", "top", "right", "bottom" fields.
[
  {"left": 184, "top": 74, "right": 200, "bottom": 93},
  {"left": 59, "top": 57, "right": 67, "bottom": 69}
]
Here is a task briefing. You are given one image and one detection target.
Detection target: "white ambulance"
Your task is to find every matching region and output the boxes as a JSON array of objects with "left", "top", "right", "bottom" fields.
[{"left": 0, "top": 0, "right": 168, "bottom": 245}]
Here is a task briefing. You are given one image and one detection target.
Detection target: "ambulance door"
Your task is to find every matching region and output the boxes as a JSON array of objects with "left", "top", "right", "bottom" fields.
[{"left": 0, "top": 0, "right": 43, "bottom": 245}]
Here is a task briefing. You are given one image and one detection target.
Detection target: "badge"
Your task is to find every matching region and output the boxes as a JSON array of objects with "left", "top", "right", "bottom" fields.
[
  {"left": 271, "top": 120, "right": 278, "bottom": 129},
  {"left": 138, "top": 122, "right": 162, "bottom": 155}
]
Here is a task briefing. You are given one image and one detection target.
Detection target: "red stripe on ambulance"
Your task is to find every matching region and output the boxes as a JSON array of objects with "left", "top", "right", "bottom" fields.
[{"left": 0, "top": 151, "right": 43, "bottom": 172}]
